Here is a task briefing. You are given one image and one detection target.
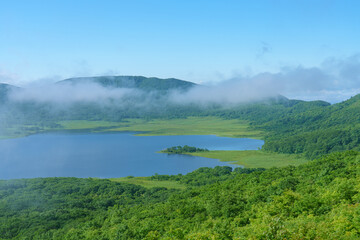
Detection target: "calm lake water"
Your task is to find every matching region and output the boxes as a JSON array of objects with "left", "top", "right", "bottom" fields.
[{"left": 0, "top": 133, "right": 264, "bottom": 179}]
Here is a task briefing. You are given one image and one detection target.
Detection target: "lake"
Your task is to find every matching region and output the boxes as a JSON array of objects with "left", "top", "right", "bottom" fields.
[{"left": 0, "top": 133, "right": 264, "bottom": 179}]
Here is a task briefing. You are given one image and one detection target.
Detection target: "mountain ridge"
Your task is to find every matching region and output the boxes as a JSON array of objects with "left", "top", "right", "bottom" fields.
[{"left": 57, "top": 75, "right": 197, "bottom": 92}]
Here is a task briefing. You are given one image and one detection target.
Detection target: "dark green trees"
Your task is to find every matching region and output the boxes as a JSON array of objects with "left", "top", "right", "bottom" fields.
[{"left": 162, "top": 145, "right": 209, "bottom": 154}]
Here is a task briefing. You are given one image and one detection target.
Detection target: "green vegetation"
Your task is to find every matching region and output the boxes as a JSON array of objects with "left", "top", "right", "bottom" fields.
[
  {"left": 58, "top": 120, "right": 122, "bottom": 131},
  {"left": 187, "top": 150, "right": 308, "bottom": 168},
  {"left": 260, "top": 95, "right": 360, "bottom": 158},
  {"left": 109, "top": 176, "right": 186, "bottom": 190},
  {"left": 0, "top": 123, "right": 58, "bottom": 139},
  {"left": 160, "top": 145, "right": 209, "bottom": 154},
  {"left": 2, "top": 151, "right": 360, "bottom": 239},
  {"left": 59, "top": 117, "right": 264, "bottom": 138},
  {"left": 0, "top": 117, "right": 263, "bottom": 140}
]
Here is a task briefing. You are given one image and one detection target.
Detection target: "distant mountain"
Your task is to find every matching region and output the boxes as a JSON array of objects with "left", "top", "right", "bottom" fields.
[{"left": 58, "top": 76, "right": 197, "bottom": 92}]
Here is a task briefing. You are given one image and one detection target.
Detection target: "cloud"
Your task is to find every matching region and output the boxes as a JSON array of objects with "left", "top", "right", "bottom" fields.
[
  {"left": 272, "top": 54, "right": 360, "bottom": 102},
  {"left": 169, "top": 77, "right": 279, "bottom": 106},
  {"left": 0, "top": 69, "right": 19, "bottom": 85},
  {"left": 9, "top": 82, "right": 142, "bottom": 104},
  {"left": 169, "top": 65, "right": 338, "bottom": 105},
  {"left": 169, "top": 54, "right": 360, "bottom": 104},
  {"left": 288, "top": 88, "right": 360, "bottom": 103},
  {"left": 321, "top": 54, "right": 360, "bottom": 88}
]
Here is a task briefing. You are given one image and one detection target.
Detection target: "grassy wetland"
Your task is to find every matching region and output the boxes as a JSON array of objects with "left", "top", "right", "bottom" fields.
[
  {"left": 58, "top": 116, "right": 264, "bottom": 139},
  {"left": 187, "top": 150, "right": 308, "bottom": 168}
]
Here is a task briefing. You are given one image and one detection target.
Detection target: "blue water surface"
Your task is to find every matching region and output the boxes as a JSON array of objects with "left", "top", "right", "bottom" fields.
[{"left": 0, "top": 133, "right": 264, "bottom": 179}]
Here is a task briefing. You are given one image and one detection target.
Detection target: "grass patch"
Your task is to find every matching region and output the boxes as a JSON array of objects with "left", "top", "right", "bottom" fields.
[
  {"left": 59, "top": 120, "right": 120, "bottom": 130},
  {"left": 109, "top": 177, "right": 185, "bottom": 189},
  {"left": 187, "top": 150, "right": 308, "bottom": 168},
  {"left": 0, "top": 124, "right": 53, "bottom": 139},
  {"left": 59, "top": 117, "right": 264, "bottom": 139}
]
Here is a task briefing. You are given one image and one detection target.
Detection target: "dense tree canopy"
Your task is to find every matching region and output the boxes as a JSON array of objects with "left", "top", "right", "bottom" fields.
[
  {"left": 161, "top": 145, "right": 209, "bottom": 154},
  {"left": 1, "top": 151, "right": 360, "bottom": 239}
]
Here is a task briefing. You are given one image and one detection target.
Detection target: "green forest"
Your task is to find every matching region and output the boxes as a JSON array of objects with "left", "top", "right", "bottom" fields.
[{"left": 1, "top": 151, "right": 360, "bottom": 239}]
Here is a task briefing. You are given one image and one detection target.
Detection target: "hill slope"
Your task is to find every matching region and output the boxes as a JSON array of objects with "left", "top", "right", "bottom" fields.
[{"left": 261, "top": 94, "right": 360, "bottom": 158}]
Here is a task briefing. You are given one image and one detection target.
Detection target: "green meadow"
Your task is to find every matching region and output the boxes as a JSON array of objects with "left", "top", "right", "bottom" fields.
[
  {"left": 59, "top": 116, "right": 264, "bottom": 138},
  {"left": 187, "top": 150, "right": 308, "bottom": 168},
  {"left": 109, "top": 176, "right": 186, "bottom": 189},
  {"left": 0, "top": 124, "right": 53, "bottom": 139}
]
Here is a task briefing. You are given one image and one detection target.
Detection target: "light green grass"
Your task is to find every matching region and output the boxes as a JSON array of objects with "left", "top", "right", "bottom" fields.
[
  {"left": 0, "top": 124, "right": 53, "bottom": 139},
  {"left": 59, "top": 120, "right": 120, "bottom": 130},
  {"left": 187, "top": 150, "right": 308, "bottom": 168},
  {"left": 59, "top": 117, "right": 264, "bottom": 139},
  {"left": 109, "top": 177, "right": 185, "bottom": 189}
]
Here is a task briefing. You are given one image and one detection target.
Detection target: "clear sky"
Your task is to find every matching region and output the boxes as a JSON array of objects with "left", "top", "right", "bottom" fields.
[{"left": 1, "top": 0, "right": 360, "bottom": 101}]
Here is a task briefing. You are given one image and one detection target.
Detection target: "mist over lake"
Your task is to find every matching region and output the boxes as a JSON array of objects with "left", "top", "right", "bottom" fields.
[{"left": 0, "top": 133, "right": 263, "bottom": 179}]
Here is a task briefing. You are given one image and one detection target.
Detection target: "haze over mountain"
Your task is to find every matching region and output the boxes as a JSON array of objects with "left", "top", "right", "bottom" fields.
[
  {"left": 58, "top": 76, "right": 196, "bottom": 92},
  {"left": 2, "top": 75, "right": 287, "bottom": 105},
  {"left": 0, "top": 83, "right": 20, "bottom": 103},
  {"left": 4, "top": 75, "right": 360, "bottom": 110}
]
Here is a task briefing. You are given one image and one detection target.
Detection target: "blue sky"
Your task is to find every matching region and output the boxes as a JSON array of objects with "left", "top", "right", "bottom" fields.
[{"left": 1, "top": 0, "right": 360, "bottom": 101}]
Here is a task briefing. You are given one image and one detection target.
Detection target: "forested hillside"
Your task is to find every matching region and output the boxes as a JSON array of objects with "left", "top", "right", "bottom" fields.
[
  {"left": 260, "top": 94, "right": 360, "bottom": 158},
  {"left": 1, "top": 151, "right": 360, "bottom": 239}
]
